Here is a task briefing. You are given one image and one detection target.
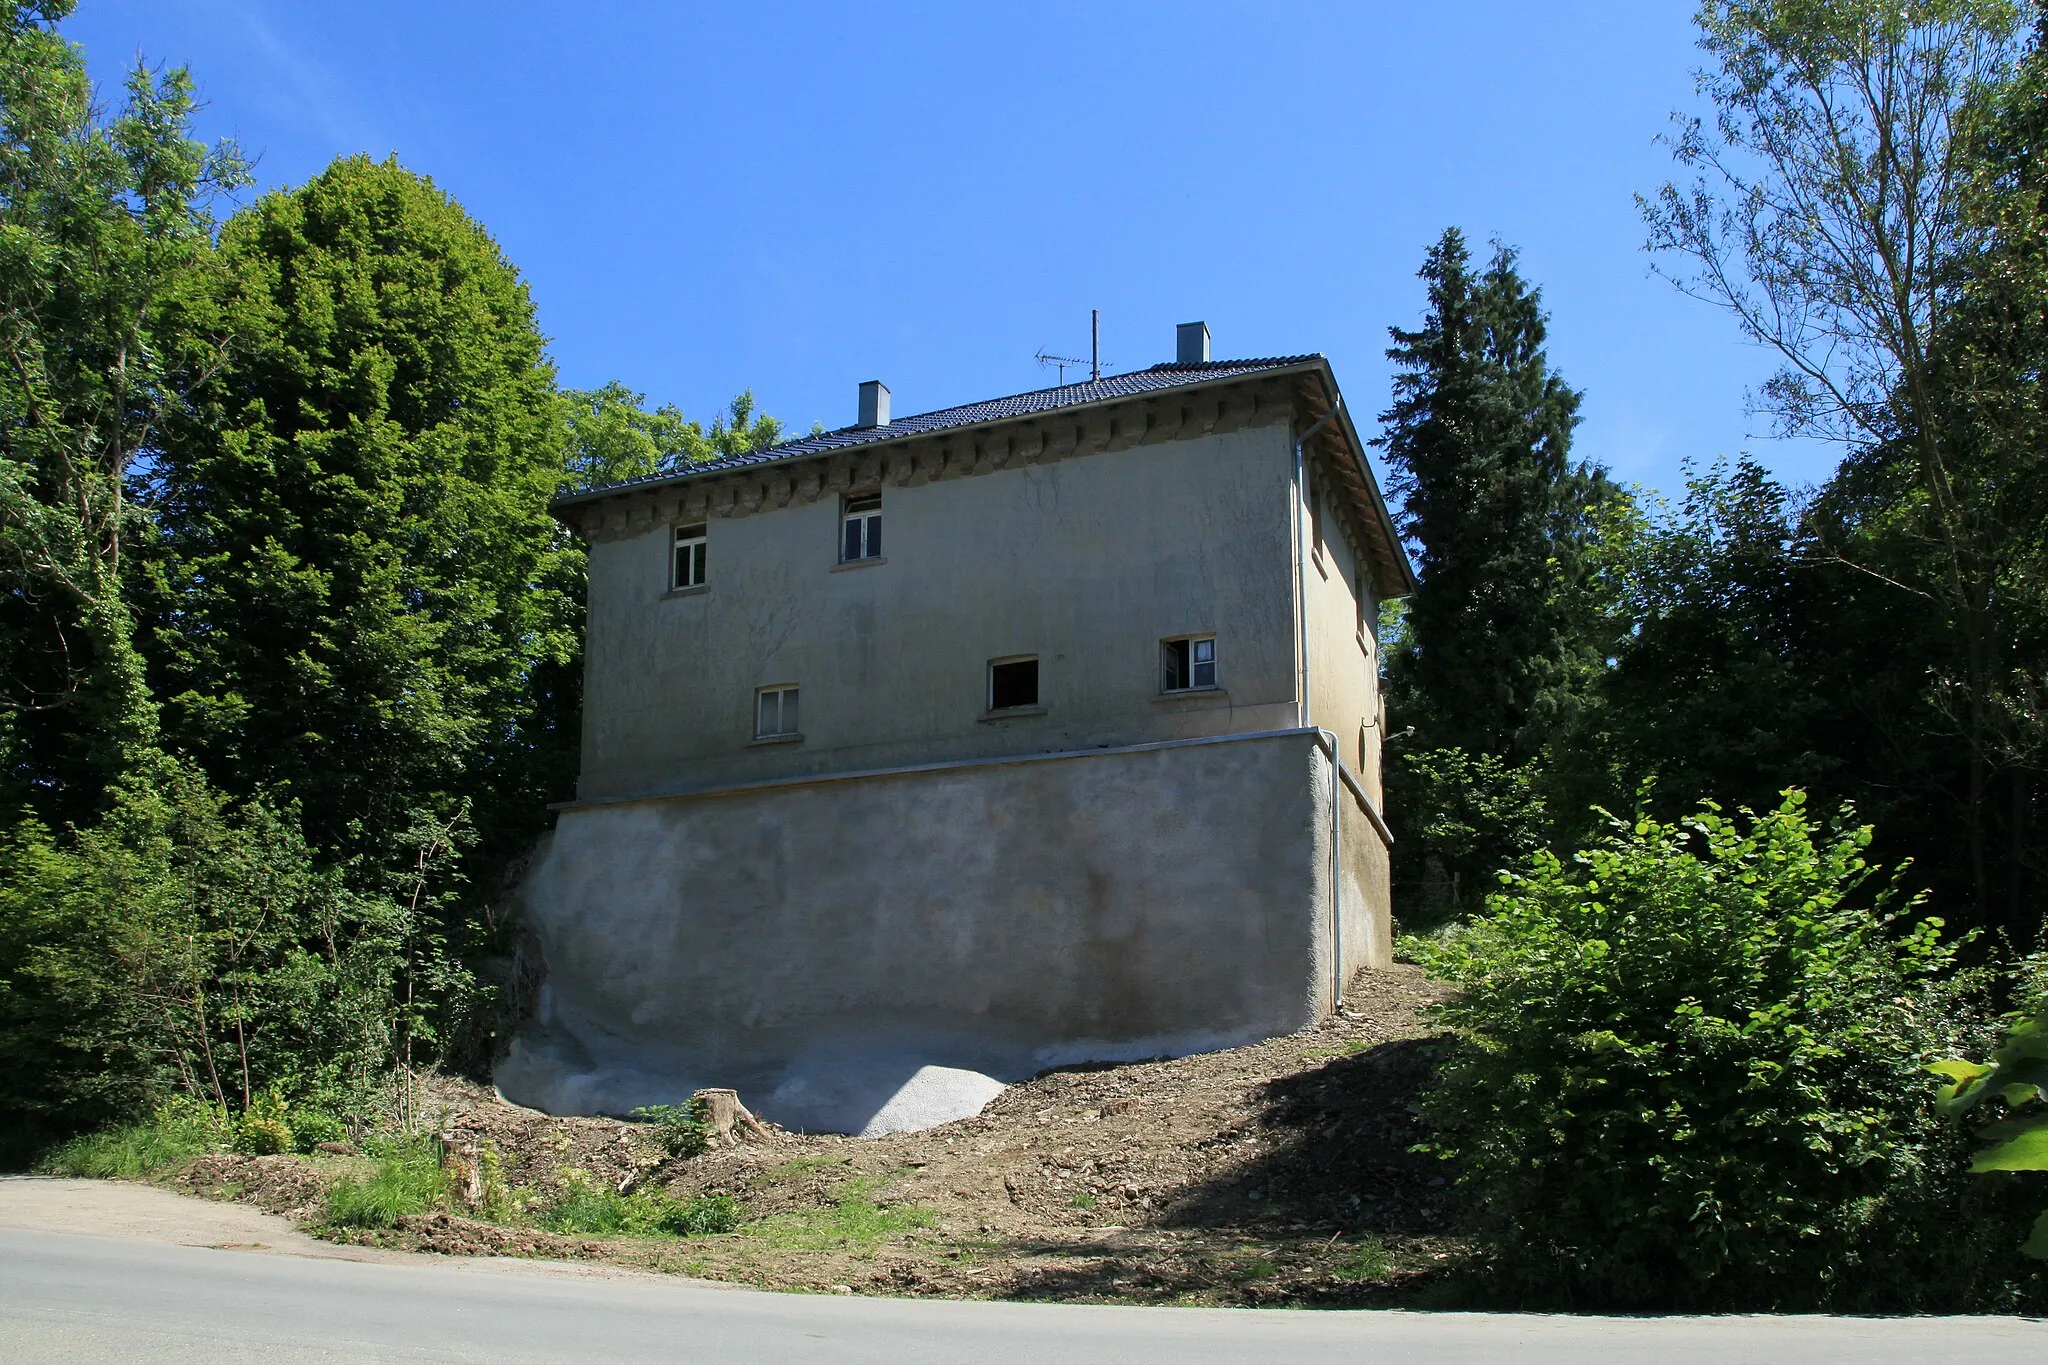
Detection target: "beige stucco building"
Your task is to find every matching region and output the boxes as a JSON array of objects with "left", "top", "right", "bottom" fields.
[{"left": 500, "top": 325, "right": 1415, "bottom": 1133}]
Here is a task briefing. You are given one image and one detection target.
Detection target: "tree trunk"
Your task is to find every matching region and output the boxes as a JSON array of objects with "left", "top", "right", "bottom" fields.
[{"left": 692, "top": 1088, "right": 772, "bottom": 1146}]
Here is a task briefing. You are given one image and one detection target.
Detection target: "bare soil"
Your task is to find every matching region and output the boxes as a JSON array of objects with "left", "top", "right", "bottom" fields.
[{"left": 158, "top": 964, "right": 1470, "bottom": 1306}]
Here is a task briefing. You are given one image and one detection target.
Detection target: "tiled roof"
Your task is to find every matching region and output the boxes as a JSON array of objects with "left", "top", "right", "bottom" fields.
[{"left": 554, "top": 356, "right": 1319, "bottom": 506}]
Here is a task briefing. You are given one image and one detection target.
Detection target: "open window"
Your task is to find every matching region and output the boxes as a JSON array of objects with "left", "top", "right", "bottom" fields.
[
  {"left": 1162, "top": 635, "right": 1217, "bottom": 692},
  {"left": 987, "top": 656, "right": 1039, "bottom": 711},
  {"left": 755, "top": 685, "right": 800, "bottom": 739},
  {"left": 672, "top": 522, "right": 707, "bottom": 590},
  {"left": 842, "top": 493, "right": 881, "bottom": 562}
]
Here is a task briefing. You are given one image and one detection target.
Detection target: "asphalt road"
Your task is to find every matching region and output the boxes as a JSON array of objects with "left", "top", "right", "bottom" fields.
[{"left": 5, "top": 1225, "right": 2047, "bottom": 1364}]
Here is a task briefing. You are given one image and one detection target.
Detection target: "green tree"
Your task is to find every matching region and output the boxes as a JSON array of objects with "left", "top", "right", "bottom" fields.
[
  {"left": 1643, "top": 0, "right": 2042, "bottom": 932},
  {"left": 1590, "top": 459, "right": 1839, "bottom": 814},
  {"left": 0, "top": 1, "right": 247, "bottom": 817},
  {"left": 142, "top": 155, "right": 579, "bottom": 864},
  {"left": 1374, "top": 229, "right": 1619, "bottom": 923},
  {"left": 561, "top": 381, "right": 783, "bottom": 491}
]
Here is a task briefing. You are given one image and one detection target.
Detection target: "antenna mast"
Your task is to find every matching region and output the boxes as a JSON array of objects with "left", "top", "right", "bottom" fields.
[{"left": 1035, "top": 311, "right": 1108, "bottom": 386}]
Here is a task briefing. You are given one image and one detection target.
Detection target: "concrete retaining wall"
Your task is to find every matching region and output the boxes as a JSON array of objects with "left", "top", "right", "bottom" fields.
[{"left": 499, "top": 729, "right": 1357, "bottom": 1134}]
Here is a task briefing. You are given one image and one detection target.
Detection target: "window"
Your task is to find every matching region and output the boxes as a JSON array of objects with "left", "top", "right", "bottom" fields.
[
  {"left": 987, "top": 657, "right": 1039, "bottom": 711},
  {"left": 755, "top": 685, "right": 799, "bottom": 738},
  {"left": 672, "top": 523, "right": 707, "bottom": 590},
  {"left": 1162, "top": 635, "right": 1217, "bottom": 692},
  {"left": 842, "top": 493, "right": 882, "bottom": 562}
]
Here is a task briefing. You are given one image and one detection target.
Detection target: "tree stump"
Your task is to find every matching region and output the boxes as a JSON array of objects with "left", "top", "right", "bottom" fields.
[
  {"left": 439, "top": 1139, "right": 485, "bottom": 1208},
  {"left": 692, "top": 1087, "right": 773, "bottom": 1146}
]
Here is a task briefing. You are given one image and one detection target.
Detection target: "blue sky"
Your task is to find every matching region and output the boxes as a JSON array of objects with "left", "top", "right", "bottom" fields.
[{"left": 65, "top": 0, "right": 1829, "bottom": 499}]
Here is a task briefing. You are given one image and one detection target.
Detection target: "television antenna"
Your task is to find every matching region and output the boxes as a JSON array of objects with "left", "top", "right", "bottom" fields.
[{"left": 1035, "top": 308, "right": 1104, "bottom": 385}]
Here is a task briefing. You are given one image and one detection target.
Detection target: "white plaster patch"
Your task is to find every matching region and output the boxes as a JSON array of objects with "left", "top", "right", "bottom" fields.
[{"left": 856, "top": 1065, "right": 1007, "bottom": 1138}]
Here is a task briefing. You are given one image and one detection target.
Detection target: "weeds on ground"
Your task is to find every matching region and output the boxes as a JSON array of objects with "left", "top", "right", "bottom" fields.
[
  {"left": 1223, "top": 1252, "right": 1279, "bottom": 1282},
  {"left": 540, "top": 1169, "right": 742, "bottom": 1238},
  {"left": 37, "top": 1099, "right": 228, "bottom": 1179},
  {"left": 1328, "top": 1238, "right": 1394, "bottom": 1281},
  {"left": 322, "top": 1140, "right": 448, "bottom": 1228},
  {"left": 745, "top": 1174, "right": 936, "bottom": 1251}
]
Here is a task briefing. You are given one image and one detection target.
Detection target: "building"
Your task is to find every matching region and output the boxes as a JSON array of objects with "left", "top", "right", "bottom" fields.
[{"left": 499, "top": 324, "right": 1416, "bottom": 1134}]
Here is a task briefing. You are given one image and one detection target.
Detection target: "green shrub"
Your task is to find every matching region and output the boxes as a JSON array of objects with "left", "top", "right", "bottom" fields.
[
  {"left": 37, "top": 1099, "right": 227, "bottom": 1179},
  {"left": 1413, "top": 791, "right": 2038, "bottom": 1311},
  {"left": 234, "top": 1088, "right": 295, "bottom": 1155},
  {"left": 539, "top": 1169, "right": 742, "bottom": 1238},
  {"left": 629, "top": 1101, "right": 711, "bottom": 1159},
  {"left": 1933, "top": 1003, "right": 2048, "bottom": 1259},
  {"left": 322, "top": 1142, "right": 447, "bottom": 1228},
  {"left": 289, "top": 1109, "right": 349, "bottom": 1153},
  {"left": 0, "top": 761, "right": 474, "bottom": 1164}
]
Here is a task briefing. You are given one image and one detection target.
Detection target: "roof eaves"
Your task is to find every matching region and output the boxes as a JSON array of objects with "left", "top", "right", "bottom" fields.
[
  {"left": 549, "top": 357, "right": 1325, "bottom": 512},
  {"left": 1327, "top": 372, "right": 1417, "bottom": 598}
]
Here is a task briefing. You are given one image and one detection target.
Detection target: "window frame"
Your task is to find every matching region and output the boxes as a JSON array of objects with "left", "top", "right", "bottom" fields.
[
  {"left": 841, "top": 491, "right": 882, "bottom": 563},
  {"left": 1161, "top": 634, "right": 1219, "bottom": 694},
  {"left": 986, "top": 655, "right": 1040, "bottom": 712},
  {"left": 672, "top": 522, "right": 708, "bottom": 591},
  {"left": 754, "top": 684, "right": 800, "bottom": 740}
]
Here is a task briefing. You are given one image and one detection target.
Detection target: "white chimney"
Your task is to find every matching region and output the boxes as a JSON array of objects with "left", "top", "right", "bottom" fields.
[
  {"left": 1176, "top": 321, "right": 1211, "bottom": 365},
  {"left": 858, "top": 380, "right": 890, "bottom": 428}
]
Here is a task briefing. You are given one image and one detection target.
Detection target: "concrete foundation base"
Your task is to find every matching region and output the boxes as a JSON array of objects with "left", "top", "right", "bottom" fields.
[{"left": 498, "top": 729, "right": 1389, "bottom": 1134}]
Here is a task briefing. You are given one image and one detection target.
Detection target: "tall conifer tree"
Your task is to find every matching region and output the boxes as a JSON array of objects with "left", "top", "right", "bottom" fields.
[
  {"left": 1376, "top": 229, "right": 1614, "bottom": 920},
  {"left": 1378, "top": 228, "right": 1607, "bottom": 759}
]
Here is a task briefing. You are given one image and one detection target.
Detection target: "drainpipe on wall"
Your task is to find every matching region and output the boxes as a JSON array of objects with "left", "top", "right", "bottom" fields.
[
  {"left": 1320, "top": 727, "right": 1344, "bottom": 1013},
  {"left": 1292, "top": 397, "right": 1344, "bottom": 1011}
]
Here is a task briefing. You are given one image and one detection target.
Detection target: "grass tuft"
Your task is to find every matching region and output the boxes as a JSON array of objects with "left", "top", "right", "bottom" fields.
[
  {"left": 1329, "top": 1238, "right": 1395, "bottom": 1282},
  {"left": 322, "top": 1142, "right": 447, "bottom": 1228},
  {"left": 541, "top": 1169, "right": 743, "bottom": 1237},
  {"left": 37, "top": 1101, "right": 226, "bottom": 1180},
  {"left": 745, "top": 1175, "right": 936, "bottom": 1250}
]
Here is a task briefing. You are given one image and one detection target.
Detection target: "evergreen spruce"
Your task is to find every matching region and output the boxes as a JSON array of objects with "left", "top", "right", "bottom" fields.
[{"left": 1376, "top": 229, "right": 1616, "bottom": 921}]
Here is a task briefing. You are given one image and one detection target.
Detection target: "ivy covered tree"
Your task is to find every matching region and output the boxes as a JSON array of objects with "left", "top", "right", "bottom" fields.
[{"left": 0, "top": 0, "right": 247, "bottom": 821}]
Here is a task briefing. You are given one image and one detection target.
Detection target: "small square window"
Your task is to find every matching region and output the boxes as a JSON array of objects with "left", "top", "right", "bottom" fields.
[
  {"left": 988, "top": 657, "right": 1038, "bottom": 711},
  {"left": 1162, "top": 635, "right": 1218, "bottom": 692},
  {"left": 672, "top": 523, "right": 707, "bottom": 589},
  {"left": 755, "top": 685, "right": 799, "bottom": 738},
  {"left": 842, "top": 493, "right": 882, "bottom": 562}
]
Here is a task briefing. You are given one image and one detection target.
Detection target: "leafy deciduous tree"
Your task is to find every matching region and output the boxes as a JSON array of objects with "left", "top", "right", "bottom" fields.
[{"left": 0, "top": 0, "right": 247, "bottom": 816}]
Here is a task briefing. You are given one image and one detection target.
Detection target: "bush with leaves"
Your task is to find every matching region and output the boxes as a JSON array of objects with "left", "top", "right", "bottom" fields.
[
  {"left": 1413, "top": 791, "right": 2042, "bottom": 1311},
  {"left": 0, "top": 757, "right": 472, "bottom": 1163},
  {"left": 1389, "top": 745, "right": 1549, "bottom": 930},
  {"left": 630, "top": 1100, "right": 711, "bottom": 1160},
  {"left": 1933, "top": 999, "right": 2048, "bottom": 1260}
]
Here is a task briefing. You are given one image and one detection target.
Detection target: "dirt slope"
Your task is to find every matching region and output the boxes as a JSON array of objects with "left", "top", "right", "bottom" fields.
[{"left": 168, "top": 964, "right": 1467, "bottom": 1305}]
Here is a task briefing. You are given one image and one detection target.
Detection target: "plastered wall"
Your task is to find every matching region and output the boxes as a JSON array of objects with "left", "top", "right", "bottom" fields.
[
  {"left": 1301, "top": 460, "right": 1394, "bottom": 975},
  {"left": 499, "top": 730, "right": 1333, "bottom": 1132},
  {"left": 575, "top": 422, "right": 1300, "bottom": 801}
]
